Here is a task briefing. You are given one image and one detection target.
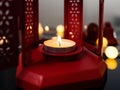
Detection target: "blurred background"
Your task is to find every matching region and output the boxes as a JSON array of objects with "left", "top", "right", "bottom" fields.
[
  {"left": 38, "top": 0, "right": 120, "bottom": 90},
  {"left": 39, "top": 0, "right": 120, "bottom": 41}
]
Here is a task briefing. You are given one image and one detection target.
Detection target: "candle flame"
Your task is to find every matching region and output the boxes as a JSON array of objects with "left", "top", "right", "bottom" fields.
[{"left": 57, "top": 36, "right": 62, "bottom": 47}]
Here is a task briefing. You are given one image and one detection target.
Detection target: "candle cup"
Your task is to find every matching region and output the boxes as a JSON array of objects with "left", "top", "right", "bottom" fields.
[
  {"left": 40, "top": 44, "right": 82, "bottom": 62},
  {"left": 43, "top": 44, "right": 76, "bottom": 54},
  {"left": 43, "top": 38, "right": 76, "bottom": 54}
]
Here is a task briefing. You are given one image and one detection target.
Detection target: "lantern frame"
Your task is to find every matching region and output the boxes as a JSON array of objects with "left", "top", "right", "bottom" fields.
[{"left": 16, "top": 0, "right": 107, "bottom": 89}]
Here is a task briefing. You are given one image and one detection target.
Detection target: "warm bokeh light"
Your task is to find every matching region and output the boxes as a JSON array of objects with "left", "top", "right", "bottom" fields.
[
  {"left": 105, "top": 46, "right": 119, "bottom": 59},
  {"left": 105, "top": 58, "right": 118, "bottom": 70},
  {"left": 0, "top": 38, "right": 4, "bottom": 45},
  {"left": 44, "top": 25, "right": 50, "bottom": 32},
  {"left": 83, "top": 25, "right": 88, "bottom": 31},
  {"left": 56, "top": 24, "right": 64, "bottom": 38},
  {"left": 38, "top": 23, "right": 44, "bottom": 36},
  {"left": 96, "top": 37, "right": 108, "bottom": 48}
]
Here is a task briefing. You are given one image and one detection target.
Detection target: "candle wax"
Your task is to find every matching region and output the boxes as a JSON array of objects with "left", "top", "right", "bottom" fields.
[{"left": 44, "top": 39, "right": 76, "bottom": 48}]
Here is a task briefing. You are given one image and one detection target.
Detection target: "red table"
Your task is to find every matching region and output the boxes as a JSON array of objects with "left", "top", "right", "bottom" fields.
[{"left": 16, "top": 46, "right": 107, "bottom": 90}]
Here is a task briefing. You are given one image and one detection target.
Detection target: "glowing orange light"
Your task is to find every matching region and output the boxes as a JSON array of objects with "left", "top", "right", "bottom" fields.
[
  {"left": 105, "top": 58, "right": 118, "bottom": 70},
  {"left": 96, "top": 37, "right": 108, "bottom": 48},
  {"left": 44, "top": 26, "right": 50, "bottom": 32}
]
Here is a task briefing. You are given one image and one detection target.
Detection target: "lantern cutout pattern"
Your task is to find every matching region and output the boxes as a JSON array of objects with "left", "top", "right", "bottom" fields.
[
  {"left": 0, "top": 1, "right": 13, "bottom": 63},
  {"left": 0, "top": 0, "right": 19, "bottom": 68},
  {"left": 24, "top": 0, "right": 35, "bottom": 48}
]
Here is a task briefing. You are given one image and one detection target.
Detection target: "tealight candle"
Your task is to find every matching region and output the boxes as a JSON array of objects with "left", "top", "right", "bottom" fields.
[{"left": 43, "top": 37, "right": 76, "bottom": 54}]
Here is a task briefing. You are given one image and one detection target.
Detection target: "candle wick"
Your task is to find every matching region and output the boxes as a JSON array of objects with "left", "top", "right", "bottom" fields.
[
  {"left": 57, "top": 36, "right": 62, "bottom": 47},
  {"left": 58, "top": 41, "right": 61, "bottom": 47}
]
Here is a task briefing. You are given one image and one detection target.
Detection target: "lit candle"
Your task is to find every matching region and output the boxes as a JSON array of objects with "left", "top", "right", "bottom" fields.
[
  {"left": 43, "top": 37, "right": 76, "bottom": 53},
  {"left": 56, "top": 24, "right": 64, "bottom": 38}
]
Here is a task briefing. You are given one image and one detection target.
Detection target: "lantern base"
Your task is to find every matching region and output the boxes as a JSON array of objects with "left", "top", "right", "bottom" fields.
[{"left": 16, "top": 46, "right": 107, "bottom": 90}]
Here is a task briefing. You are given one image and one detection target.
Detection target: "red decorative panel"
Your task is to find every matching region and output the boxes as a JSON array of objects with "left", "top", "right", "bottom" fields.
[
  {"left": 64, "top": 0, "right": 83, "bottom": 46},
  {"left": 23, "top": 0, "right": 39, "bottom": 49},
  {"left": 0, "top": 0, "right": 19, "bottom": 70},
  {"left": 24, "top": 0, "right": 34, "bottom": 48},
  {"left": 20, "top": 0, "right": 39, "bottom": 66}
]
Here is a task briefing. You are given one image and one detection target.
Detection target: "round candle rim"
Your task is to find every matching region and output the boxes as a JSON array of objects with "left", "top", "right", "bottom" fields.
[
  {"left": 40, "top": 45, "right": 83, "bottom": 56},
  {"left": 44, "top": 39, "right": 76, "bottom": 48}
]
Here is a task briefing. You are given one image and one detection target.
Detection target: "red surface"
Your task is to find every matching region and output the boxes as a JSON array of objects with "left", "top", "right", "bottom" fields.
[{"left": 16, "top": 46, "right": 107, "bottom": 90}]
